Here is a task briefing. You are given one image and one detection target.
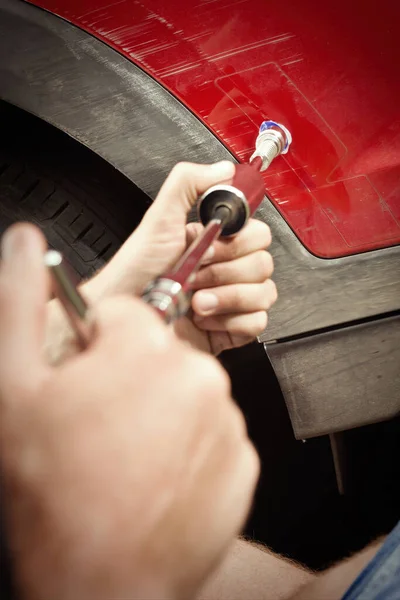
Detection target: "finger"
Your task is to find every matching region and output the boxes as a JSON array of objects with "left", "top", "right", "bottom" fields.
[
  {"left": 192, "top": 311, "right": 268, "bottom": 338},
  {"left": 145, "top": 161, "right": 235, "bottom": 225},
  {"left": 193, "top": 250, "right": 273, "bottom": 290},
  {"left": 185, "top": 219, "right": 272, "bottom": 267},
  {"left": 185, "top": 222, "right": 216, "bottom": 266},
  {"left": 209, "top": 219, "right": 271, "bottom": 265},
  {"left": 0, "top": 224, "right": 50, "bottom": 391},
  {"left": 192, "top": 280, "right": 278, "bottom": 317}
]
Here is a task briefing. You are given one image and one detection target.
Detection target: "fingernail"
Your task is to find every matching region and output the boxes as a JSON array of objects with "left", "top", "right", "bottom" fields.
[
  {"left": 195, "top": 291, "right": 218, "bottom": 314},
  {"left": 202, "top": 244, "right": 215, "bottom": 264},
  {"left": 209, "top": 161, "right": 235, "bottom": 179}
]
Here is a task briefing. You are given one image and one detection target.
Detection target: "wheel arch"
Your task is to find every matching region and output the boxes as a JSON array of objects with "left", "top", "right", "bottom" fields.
[{"left": 0, "top": 0, "right": 230, "bottom": 201}]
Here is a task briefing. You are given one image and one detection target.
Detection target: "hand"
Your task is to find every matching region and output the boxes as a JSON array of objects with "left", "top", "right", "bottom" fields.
[
  {"left": 0, "top": 224, "right": 259, "bottom": 600},
  {"left": 87, "top": 161, "right": 277, "bottom": 355}
]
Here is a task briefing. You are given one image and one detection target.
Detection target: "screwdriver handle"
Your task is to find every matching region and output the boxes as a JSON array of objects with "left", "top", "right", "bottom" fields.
[{"left": 198, "top": 163, "right": 265, "bottom": 236}]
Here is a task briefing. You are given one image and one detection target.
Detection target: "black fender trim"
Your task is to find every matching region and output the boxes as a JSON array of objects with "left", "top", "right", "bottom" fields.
[{"left": 267, "top": 314, "right": 400, "bottom": 438}]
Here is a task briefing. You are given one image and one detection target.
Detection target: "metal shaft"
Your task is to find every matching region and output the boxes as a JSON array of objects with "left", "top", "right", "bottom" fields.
[
  {"left": 44, "top": 250, "right": 92, "bottom": 348},
  {"left": 142, "top": 209, "right": 229, "bottom": 323},
  {"left": 164, "top": 217, "right": 225, "bottom": 290},
  {"left": 249, "top": 120, "right": 292, "bottom": 171}
]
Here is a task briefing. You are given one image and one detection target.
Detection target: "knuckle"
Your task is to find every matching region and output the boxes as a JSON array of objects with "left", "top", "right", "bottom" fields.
[
  {"left": 237, "top": 312, "right": 267, "bottom": 337},
  {"left": 216, "top": 393, "right": 247, "bottom": 440},
  {"left": 222, "top": 235, "right": 241, "bottom": 261},
  {"left": 232, "top": 285, "right": 247, "bottom": 308},
  {"left": 230, "top": 401, "right": 248, "bottom": 438},
  {"left": 213, "top": 362, "right": 231, "bottom": 396},
  {"left": 255, "top": 311, "right": 268, "bottom": 333},
  {"left": 266, "top": 251, "right": 274, "bottom": 275},
  {"left": 255, "top": 220, "right": 272, "bottom": 248},
  {"left": 197, "top": 354, "right": 231, "bottom": 396},
  {"left": 231, "top": 235, "right": 244, "bottom": 259},
  {"left": 262, "top": 280, "right": 277, "bottom": 307},
  {"left": 172, "top": 161, "right": 189, "bottom": 173},
  {"left": 171, "top": 161, "right": 196, "bottom": 180},
  {"left": 245, "top": 440, "right": 261, "bottom": 483},
  {"left": 263, "top": 223, "right": 272, "bottom": 248},
  {"left": 249, "top": 219, "right": 272, "bottom": 248},
  {"left": 186, "top": 222, "right": 203, "bottom": 240},
  {"left": 206, "top": 262, "right": 223, "bottom": 286},
  {"left": 269, "top": 280, "right": 278, "bottom": 304},
  {"left": 259, "top": 251, "right": 273, "bottom": 278}
]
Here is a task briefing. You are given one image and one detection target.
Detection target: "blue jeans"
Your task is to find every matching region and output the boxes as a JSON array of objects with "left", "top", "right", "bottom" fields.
[{"left": 343, "top": 521, "right": 400, "bottom": 600}]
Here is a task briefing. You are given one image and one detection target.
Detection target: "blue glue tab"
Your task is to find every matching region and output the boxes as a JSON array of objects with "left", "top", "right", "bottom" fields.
[{"left": 258, "top": 120, "right": 292, "bottom": 154}]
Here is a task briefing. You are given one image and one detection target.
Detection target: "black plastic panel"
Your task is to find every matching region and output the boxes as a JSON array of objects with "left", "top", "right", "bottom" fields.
[{"left": 267, "top": 316, "right": 400, "bottom": 438}]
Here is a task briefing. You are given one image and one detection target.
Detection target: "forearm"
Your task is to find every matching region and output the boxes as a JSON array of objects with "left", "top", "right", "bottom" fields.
[
  {"left": 198, "top": 538, "right": 314, "bottom": 600},
  {"left": 290, "top": 539, "right": 383, "bottom": 600}
]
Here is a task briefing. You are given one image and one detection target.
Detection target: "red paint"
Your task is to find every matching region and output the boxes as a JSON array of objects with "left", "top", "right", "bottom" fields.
[
  {"left": 232, "top": 163, "right": 265, "bottom": 217},
  {"left": 26, "top": 0, "right": 400, "bottom": 258}
]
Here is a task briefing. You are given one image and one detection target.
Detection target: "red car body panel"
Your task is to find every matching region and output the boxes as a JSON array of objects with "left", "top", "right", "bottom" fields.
[{"left": 27, "top": 0, "right": 400, "bottom": 258}]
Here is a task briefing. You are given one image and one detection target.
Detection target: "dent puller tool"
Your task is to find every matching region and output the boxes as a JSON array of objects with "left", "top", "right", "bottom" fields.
[
  {"left": 44, "top": 121, "right": 292, "bottom": 337},
  {"left": 142, "top": 120, "right": 292, "bottom": 324}
]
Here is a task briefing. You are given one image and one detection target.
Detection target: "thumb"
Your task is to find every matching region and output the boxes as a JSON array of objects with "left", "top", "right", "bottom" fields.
[
  {"left": 0, "top": 224, "right": 49, "bottom": 393},
  {"left": 144, "top": 160, "right": 235, "bottom": 227},
  {"left": 89, "top": 161, "right": 235, "bottom": 299}
]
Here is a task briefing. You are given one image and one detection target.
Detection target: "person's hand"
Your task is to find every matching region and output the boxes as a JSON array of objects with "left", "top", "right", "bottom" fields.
[
  {"left": 0, "top": 224, "right": 259, "bottom": 600},
  {"left": 86, "top": 161, "right": 277, "bottom": 355}
]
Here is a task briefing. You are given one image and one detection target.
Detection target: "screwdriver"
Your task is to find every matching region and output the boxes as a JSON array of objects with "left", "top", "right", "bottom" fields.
[{"left": 44, "top": 249, "right": 91, "bottom": 348}]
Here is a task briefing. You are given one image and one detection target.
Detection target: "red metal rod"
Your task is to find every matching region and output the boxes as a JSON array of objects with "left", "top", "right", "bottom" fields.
[
  {"left": 249, "top": 155, "right": 263, "bottom": 172},
  {"left": 164, "top": 218, "right": 223, "bottom": 292}
]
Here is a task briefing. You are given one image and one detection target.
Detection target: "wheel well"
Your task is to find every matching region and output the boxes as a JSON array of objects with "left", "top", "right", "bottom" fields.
[{"left": 0, "top": 100, "right": 151, "bottom": 277}]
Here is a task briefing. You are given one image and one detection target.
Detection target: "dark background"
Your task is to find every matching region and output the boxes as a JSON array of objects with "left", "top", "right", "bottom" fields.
[{"left": 223, "top": 342, "right": 400, "bottom": 570}]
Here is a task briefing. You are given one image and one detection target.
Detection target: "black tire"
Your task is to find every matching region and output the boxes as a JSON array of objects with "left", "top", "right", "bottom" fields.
[{"left": 0, "top": 101, "right": 151, "bottom": 279}]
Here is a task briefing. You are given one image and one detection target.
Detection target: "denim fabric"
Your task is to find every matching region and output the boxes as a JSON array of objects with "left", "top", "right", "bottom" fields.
[{"left": 343, "top": 521, "right": 400, "bottom": 600}]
